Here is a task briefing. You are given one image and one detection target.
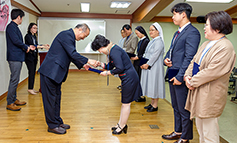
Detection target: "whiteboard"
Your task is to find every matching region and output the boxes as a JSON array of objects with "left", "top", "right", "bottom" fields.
[{"left": 38, "top": 17, "right": 106, "bottom": 53}]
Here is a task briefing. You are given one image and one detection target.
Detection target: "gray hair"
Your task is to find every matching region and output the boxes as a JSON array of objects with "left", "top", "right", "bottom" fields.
[{"left": 75, "top": 23, "right": 90, "bottom": 32}]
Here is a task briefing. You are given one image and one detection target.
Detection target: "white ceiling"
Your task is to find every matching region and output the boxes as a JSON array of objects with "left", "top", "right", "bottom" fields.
[
  {"left": 31, "top": 0, "right": 237, "bottom": 18},
  {"left": 32, "top": 0, "right": 145, "bottom": 14}
]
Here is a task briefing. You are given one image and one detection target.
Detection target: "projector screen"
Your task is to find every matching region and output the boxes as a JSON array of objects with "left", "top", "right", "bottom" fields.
[{"left": 38, "top": 17, "right": 106, "bottom": 53}]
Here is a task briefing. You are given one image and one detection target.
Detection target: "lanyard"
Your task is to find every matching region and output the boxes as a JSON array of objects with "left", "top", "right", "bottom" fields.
[{"left": 198, "top": 36, "right": 225, "bottom": 65}]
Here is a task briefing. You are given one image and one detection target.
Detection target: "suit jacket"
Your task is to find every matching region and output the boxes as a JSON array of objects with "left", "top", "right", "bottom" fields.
[
  {"left": 123, "top": 32, "right": 138, "bottom": 54},
  {"left": 38, "top": 28, "right": 88, "bottom": 84},
  {"left": 134, "top": 38, "right": 149, "bottom": 66},
  {"left": 6, "top": 21, "right": 28, "bottom": 61},
  {"left": 24, "top": 33, "right": 38, "bottom": 61},
  {"left": 164, "top": 24, "right": 200, "bottom": 82},
  {"left": 184, "top": 37, "right": 236, "bottom": 119}
]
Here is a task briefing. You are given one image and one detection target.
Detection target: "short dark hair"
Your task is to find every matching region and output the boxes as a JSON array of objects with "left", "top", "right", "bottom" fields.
[
  {"left": 122, "top": 24, "right": 131, "bottom": 30},
  {"left": 171, "top": 3, "right": 192, "bottom": 20},
  {"left": 91, "top": 35, "right": 110, "bottom": 51},
  {"left": 205, "top": 11, "right": 233, "bottom": 35},
  {"left": 11, "top": 9, "right": 25, "bottom": 20},
  {"left": 27, "top": 23, "right": 37, "bottom": 34},
  {"left": 75, "top": 23, "right": 90, "bottom": 32}
]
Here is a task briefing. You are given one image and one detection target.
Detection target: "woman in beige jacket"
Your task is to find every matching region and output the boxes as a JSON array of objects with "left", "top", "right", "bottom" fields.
[{"left": 184, "top": 11, "right": 236, "bottom": 143}]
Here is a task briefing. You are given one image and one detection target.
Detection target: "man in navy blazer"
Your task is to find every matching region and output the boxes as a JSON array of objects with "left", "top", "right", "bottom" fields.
[
  {"left": 38, "top": 24, "right": 98, "bottom": 134},
  {"left": 6, "top": 9, "right": 35, "bottom": 111},
  {"left": 162, "top": 3, "right": 200, "bottom": 143}
]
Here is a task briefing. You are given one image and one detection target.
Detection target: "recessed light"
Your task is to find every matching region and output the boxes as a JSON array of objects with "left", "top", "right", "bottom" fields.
[
  {"left": 81, "top": 3, "right": 90, "bottom": 12},
  {"left": 110, "top": 1, "right": 131, "bottom": 8}
]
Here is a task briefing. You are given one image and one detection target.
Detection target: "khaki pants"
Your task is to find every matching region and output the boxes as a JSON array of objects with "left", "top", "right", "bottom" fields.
[{"left": 195, "top": 117, "right": 220, "bottom": 143}]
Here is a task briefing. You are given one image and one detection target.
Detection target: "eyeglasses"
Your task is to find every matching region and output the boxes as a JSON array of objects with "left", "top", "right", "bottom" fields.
[
  {"left": 33, "top": 27, "right": 38, "bottom": 29},
  {"left": 204, "top": 24, "right": 209, "bottom": 27}
]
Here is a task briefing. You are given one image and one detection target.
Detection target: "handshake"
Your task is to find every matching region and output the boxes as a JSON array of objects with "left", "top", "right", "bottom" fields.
[
  {"left": 84, "top": 60, "right": 110, "bottom": 76},
  {"left": 84, "top": 59, "right": 102, "bottom": 69},
  {"left": 27, "top": 44, "right": 50, "bottom": 53}
]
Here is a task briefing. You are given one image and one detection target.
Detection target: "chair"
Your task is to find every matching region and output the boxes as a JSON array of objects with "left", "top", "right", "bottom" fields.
[
  {"left": 229, "top": 67, "right": 236, "bottom": 89},
  {"left": 228, "top": 67, "right": 236, "bottom": 95}
]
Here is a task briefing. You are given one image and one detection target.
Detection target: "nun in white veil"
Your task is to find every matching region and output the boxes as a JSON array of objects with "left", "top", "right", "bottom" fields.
[{"left": 140, "top": 22, "right": 166, "bottom": 112}]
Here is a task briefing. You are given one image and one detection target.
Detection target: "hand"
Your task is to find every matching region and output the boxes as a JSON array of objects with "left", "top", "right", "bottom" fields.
[
  {"left": 83, "top": 64, "right": 91, "bottom": 70},
  {"left": 87, "top": 59, "right": 98, "bottom": 67},
  {"left": 98, "top": 62, "right": 105, "bottom": 69},
  {"left": 26, "top": 47, "right": 30, "bottom": 53},
  {"left": 184, "top": 76, "right": 195, "bottom": 90},
  {"left": 30, "top": 45, "right": 36, "bottom": 50},
  {"left": 140, "top": 64, "right": 149, "bottom": 70},
  {"left": 170, "top": 77, "right": 182, "bottom": 85},
  {"left": 131, "top": 56, "right": 138, "bottom": 60},
  {"left": 43, "top": 44, "right": 50, "bottom": 50},
  {"left": 164, "top": 58, "right": 172, "bottom": 67},
  {"left": 100, "top": 71, "right": 111, "bottom": 76}
]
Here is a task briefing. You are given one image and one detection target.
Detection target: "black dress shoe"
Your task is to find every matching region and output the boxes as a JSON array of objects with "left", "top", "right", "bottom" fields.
[
  {"left": 147, "top": 106, "right": 158, "bottom": 112},
  {"left": 135, "top": 96, "right": 146, "bottom": 102},
  {"left": 144, "top": 104, "right": 152, "bottom": 109},
  {"left": 117, "top": 85, "right": 122, "bottom": 90},
  {"left": 48, "top": 127, "right": 66, "bottom": 134},
  {"left": 174, "top": 139, "right": 189, "bottom": 143},
  {"left": 111, "top": 123, "right": 119, "bottom": 131},
  {"left": 60, "top": 124, "right": 70, "bottom": 129},
  {"left": 112, "top": 124, "right": 128, "bottom": 135},
  {"left": 162, "top": 132, "right": 181, "bottom": 140}
]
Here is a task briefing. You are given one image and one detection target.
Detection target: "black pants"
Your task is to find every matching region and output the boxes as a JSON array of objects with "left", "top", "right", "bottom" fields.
[
  {"left": 25, "top": 59, "right": 37, "bottom": 89},
  {"left": 40, "top": 74, "right": 64, "bottom": 129},
  {"left": 134, "top": 65, "right": 141, "bottom": 80}
]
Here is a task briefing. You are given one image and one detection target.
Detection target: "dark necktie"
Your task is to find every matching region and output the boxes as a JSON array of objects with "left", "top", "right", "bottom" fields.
[
  {"left": 169, "top": 31, "right": 180, "bottom": 59},
  {"left": 172, "top": 31, "right": 180, "bottom": 44}
]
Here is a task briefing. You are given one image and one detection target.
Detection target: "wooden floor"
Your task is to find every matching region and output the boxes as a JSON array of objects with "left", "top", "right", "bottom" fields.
[{"left": 0, "top": 71, "right": 200, "bottom": 143}]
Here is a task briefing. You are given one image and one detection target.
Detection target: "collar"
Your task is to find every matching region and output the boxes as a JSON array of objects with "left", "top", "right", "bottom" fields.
[
  {"left": 11, "top": 21, "right": 18, "bottom": 27},
  {"left": 140, "top": 36, "right": 146, "bottom": 40},
  {"left": 179, "top": 22, "right": 190, "bottom": 33}
]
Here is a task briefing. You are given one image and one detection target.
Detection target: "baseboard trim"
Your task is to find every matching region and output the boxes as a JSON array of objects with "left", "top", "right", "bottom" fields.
[
  {"left": 0, "top": 77, "right": 28, "bottom": 102},
  {"left": 220, "top": 136, "right": 229, "bottom": 143}
]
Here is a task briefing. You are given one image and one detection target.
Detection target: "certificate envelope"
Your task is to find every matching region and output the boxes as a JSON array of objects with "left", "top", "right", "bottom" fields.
[
  {"left": 168, "top": 69, "right": 179, "bottom": 80},
  {"left": 127, "top": 52, "right": 136, "bottom": 58},
  {"left": 192, "top": 62, "right": 200, "bottom": 76},
  {"left": 139, "top": 57, "right": 149, "bottom": 66},
  {"left": 88, "top": 68, "right": 102, "bottom": 74}
]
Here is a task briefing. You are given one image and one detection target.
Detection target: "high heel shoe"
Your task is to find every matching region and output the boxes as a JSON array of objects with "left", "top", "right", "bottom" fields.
[
  {"left": 28, "top": 89, "right": 37, "bottom": 95},
  {"left": 112, "top": 124, "right": 128, "bottom": 135},
  {"left": 111, "top": 123, "right": 119, "bottom": 131}
]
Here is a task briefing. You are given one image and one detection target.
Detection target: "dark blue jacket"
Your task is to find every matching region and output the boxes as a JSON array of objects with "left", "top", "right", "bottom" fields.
[
  {"left": 164, "top": 24, "right": 200, "bottom": 82},
  {"left": 6, "top": 21, "right": 28, "bottom": 61},
  {"left": 38, "top": 28, "right": 88, "bottom": 84}
]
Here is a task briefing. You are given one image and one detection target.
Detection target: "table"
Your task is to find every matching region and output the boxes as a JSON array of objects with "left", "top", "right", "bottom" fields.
[
  {"left": 38, "top": 51, "right": 48, "bottom": 92},
  {"left": 231, "top": 75, "right": 237, "bottom": 101}
]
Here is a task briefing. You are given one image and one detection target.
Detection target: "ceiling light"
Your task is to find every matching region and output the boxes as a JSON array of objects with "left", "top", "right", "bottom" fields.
[
  {"left": 185, "top": 0, "right": 233, "bottom": 3},
  {"left": 81, "top": 3, "right": 90, "bottom": 12},
  {"left": 110, "top": 1, "right": 131, "bottom": 8}
]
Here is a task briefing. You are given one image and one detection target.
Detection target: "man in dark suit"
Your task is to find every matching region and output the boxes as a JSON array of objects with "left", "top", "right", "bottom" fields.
[
  {"left": 162, "top": 3, "right": 200, "bottom": 143},
  {"left": 38, "top": 23, "right": 98, "bottom": 134},
  {"left": 5, "top": 9, "right": 35, "bottom": 111}
]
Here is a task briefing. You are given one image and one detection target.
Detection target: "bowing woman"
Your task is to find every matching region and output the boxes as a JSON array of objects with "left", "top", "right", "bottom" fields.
[
  {"left": 24, "top": 23, "right": 49, "bottom": 95},
  {"left": 131, "top": 26, "right": 150, "bottom": 102},
  {"left": 91, "top": 35, "right": 142, "bottom": 135},
  {"left": 140, "top": 22, "right": 165, "bottom": 112}
]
